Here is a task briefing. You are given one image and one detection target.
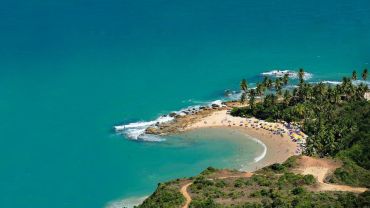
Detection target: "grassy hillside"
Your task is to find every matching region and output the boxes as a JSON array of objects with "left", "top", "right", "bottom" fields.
[{"left": 137, "top": 158, "right": 369, "bottom": 208}]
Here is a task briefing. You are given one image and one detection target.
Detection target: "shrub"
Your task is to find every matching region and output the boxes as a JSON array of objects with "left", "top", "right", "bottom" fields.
[
  {"left": 292, "top": 186, "right": 306, "bottom": 195},
  {"left": 303, "top": 175, "right": 316, "bottom": 185},
  {"left": 190, "top": 198, "right": 220, "bottom": 208},
  {"left": 270, "top": 163, "right": 285, "bottom": 171},
  {"left": 215, "top": 180, "right": 226, "bottom": 188},
  {"left": 234, "top": 178, "right": 245, "bottom": 188},
  {"left": 252, "top": 175, "right": 271, "bottom": 186},
  {"left": 201, "top": 167, "right": 218, "bottom": 176},
  {"left": 139, "top": 184, "right": 184, "bottom": 208}
]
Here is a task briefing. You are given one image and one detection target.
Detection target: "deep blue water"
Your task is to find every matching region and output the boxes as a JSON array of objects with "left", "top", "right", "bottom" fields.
[{"left": 0, "top": 0, "right": 369, "bottom": 207}]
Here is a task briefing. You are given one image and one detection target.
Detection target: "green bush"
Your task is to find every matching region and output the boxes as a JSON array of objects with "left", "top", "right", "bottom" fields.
[
  {"left": 190, "top": 198, "right": 220, "bottom": 208},
  {"left": 329, "top": 158, "right": 370, "bottom": 187},
  {"left": 270, "top": 163, "right": 285, "bottom": 171},
  {"left": 138, "top": 184, "right": 184, "bottom": 208},
  {"left": 292, "top": 186, "right": 306, "bottom": 195},
  {"left": 303, "top": 175, "right": 316, "bottom": 185},
  {"left": 234, "top": 178, "right": 246, "bottom": 188},
  {"left": 252, "top": 175, "right": 271, "bottom": 186}
]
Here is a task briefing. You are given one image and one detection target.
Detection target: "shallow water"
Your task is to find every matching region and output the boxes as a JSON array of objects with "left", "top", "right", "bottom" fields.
[
  {"left": 107, "top": 128, "right": 265, "bottom": 208},
  {"left": 1, "top": 0, "right": 369, "bottom": 207}
]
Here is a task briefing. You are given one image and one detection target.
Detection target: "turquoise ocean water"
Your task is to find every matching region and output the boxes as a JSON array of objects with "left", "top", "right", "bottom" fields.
[{"left": 1, "top": 0, "right": 369, "bottom": 207}]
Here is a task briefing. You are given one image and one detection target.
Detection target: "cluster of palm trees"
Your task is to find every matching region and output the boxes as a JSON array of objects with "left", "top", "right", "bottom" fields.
[
  {"left": 240, "top": 72, "right": 291, "bottom": 107},
  {"left": 236, "top": 68, "right": 369, "bottom": 157},
  {"left": 240, "top": 68, "right": 369, "bottom": 108}
]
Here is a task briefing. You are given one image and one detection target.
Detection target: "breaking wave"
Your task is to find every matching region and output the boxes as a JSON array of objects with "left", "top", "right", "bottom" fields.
[
  {"left": 250, "top": 138, "right": 267, "bottom": 162},
  {"left": 261, "top": 70, "right": 313, "bottom": 80},
  {"left": 114, "top": 100, "right": 226, "bottom": 141},
  {"left": 114, "top": 115, "right": 173, "bottom": 141}
]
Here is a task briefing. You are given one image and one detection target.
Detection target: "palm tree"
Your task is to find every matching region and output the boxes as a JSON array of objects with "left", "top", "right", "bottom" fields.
[
  {"left": 315, "top": 82, "right": 327, "bottom": 100},
  {"left": 333, "top": 86, "right": 340, "bottom": 104},
  {"left": 275, "top": 78, "right": 282, "bottom": 93},
  {"left": 256, "top": 83, "right": 265, "bottom": 96},
  {"left": 275, "top": 79, "right": 281, "bottom": 91},
  {"left": 327, "top": 87, "right": 333, "bottom": 102},
  {"left": 293, "top": 88, "right": 298, "bottom": 97},
  {"left": 283, "top": 90, "right": 291, "bottom": 106},
  {"left": 362, "top": 68, "right": 368, "bottom": 80},
  {"left": 264, "top": 94, "right": 277, "bottom": 107},
  {"left": 283, "top": 73, "right": 289, "bottom": 85},
  {"left": 298, "top": 68, "right": 305, "bottom": 84},
  {"left": 262, "top": 76, "right": 269, "bottom": 87},
  {"left": 249, "top": 89, "right": 256, "bottom": 109},
  {"left": 352, "top": 70, "right": 357, "bottom": 80},
  {"left": 266, "top": 78, "right": 273, "bottom": 89},
  {"left": 294, "top": 103, "right": 306, "bottom": 118},
  {"left": 240, "top": 79, "right": 248, "bottom": 93},
  {"left": 240, "top": 92, "right": 246, "bottom": 104},
  {"left": 341, "top": 77, "right": 353, "bottom": 99}
]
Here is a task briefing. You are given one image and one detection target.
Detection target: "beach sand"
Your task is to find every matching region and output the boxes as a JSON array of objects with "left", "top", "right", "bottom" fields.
[{"left": 185, "top": 110, "right": 298, "bottom": 171}]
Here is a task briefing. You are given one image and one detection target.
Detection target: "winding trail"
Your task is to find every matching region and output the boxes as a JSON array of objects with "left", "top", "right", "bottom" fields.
[
  {"left": 179, "top": 157, "right": 367, "bottom": 208},
  {"left": 293, "top": 156, "right": 367, "bottom": 193},
  {"left": 180, "top": 182, "right": 193, "bottom": 208},
  {"left": 180, "top": 172, "right": 253, "bottom": 208}
]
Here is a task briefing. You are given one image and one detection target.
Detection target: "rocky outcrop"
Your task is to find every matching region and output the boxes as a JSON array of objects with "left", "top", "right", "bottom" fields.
[{"left": 145, "top": 127, "right": 160, "bottom": 134}]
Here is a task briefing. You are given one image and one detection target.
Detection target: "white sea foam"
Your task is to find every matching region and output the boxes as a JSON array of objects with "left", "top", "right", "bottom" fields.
[
  {"left": 211, "top": 100, "right": 224, "bottom": 106},
  {"left": 316, "top": 80, "right": 369, "bottom": 87},
  {"left": 261, "top": 70, "right": 313, "bottom": 80},
  {"left": 352, "top": 80, "right": 370, "bottom": 87},
  {"left": 250, "top": 138, "right": 267, "bottom": 162},
  {"left": 225, "top": 91, "right": 243, "bottom": 101},
  {"left": 114, "top": 115, "right": 174, "bottom": 141},
  {"left": 115, "top": 99, "right": 227, "bottom": 141},
  {"left": 321, "top": 80, "right": 342, "bottom": 85},
  {"left": 105, "top": 196, "right": 147, "bottom": 208}
]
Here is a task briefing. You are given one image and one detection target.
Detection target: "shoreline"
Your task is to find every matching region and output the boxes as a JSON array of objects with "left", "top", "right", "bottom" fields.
[
  {"left": 183, "top": 109, "right": 302, "bottom": 171},
  {"left": 117, "top": 102, "right": 306, "bottom": 171},
  {"left": 183, "top": 125, "right": 298, "bottom": 172}
]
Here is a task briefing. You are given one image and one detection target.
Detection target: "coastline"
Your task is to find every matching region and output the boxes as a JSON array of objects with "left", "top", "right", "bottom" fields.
[
  {"left": 182, "top": 127, "right": 297, "bottom": 172},
  {"left": 184, "top": 109, "right": 300, "bottom": 171},
  {"left": 162, "top": 108, "right": 301, "bottom": 172}
]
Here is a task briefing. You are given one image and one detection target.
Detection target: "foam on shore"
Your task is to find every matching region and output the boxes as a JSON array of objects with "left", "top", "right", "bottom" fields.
[
  {"left": 261, "top": 70, "right": 313, "bottom": 80},
  {"left": 250, "top": 137, "right": 267, "bottom": 162},
  {"left": 114, "top": 100, "right": 226, "bottom": 141},
  {"left": 114, "top": 115, "right": 174, "bottom": 141}
]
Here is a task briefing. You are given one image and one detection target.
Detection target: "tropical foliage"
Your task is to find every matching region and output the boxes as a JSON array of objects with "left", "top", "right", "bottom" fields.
[{"left": 232, "top": 69, "right": 370, "bottom": 187}]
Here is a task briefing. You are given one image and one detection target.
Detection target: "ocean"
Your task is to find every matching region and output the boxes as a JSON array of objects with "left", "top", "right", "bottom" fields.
[{"left": 0, "top": 0, "right": 369, "bottom": 207}]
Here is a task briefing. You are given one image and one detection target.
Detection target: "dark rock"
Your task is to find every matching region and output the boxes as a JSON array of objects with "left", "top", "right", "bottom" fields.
[
  {"left": 211, "top": 104, "right": 219, "bottom": 108},
  {"left": 145, "top": 127, "right": 160, "bottom": 134}
]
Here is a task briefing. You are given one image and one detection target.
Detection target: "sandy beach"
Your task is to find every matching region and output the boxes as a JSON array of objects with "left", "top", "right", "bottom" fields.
[{"left": 184, "top": 110, "right": 299, "bottom": 170}]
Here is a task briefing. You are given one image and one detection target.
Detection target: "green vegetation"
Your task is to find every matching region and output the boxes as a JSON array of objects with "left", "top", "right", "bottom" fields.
[
  {"left": 186, "top": 164, "right": 369, "bottom": 208},
  {"left": 138, "top": 181, "right": 185, "bottom": 208},
  {"left": 232, "top": 69, "right": 370, "bottom": 189},
  {"left": 138, "top": 69, "right": 369, "bottom": 207}
]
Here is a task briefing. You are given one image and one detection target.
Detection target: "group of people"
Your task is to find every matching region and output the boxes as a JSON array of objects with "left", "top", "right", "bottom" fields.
[{"left": 223, "top": 117, "right": 307, "bottom": 155}]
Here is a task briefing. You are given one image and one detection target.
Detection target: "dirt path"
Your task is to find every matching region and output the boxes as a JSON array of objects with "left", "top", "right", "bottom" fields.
[
  {"left": 180, "top": 157, "right": 367, "bottom": 208},
  {"left": 180, "top": 182, "right": 193, "bottom": 208},
  {"left": 293, "top": 156, "right": 367, "bottom": 193},
  {"left": 180, "top": 172, "right": 253, "bottom": 208}
]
